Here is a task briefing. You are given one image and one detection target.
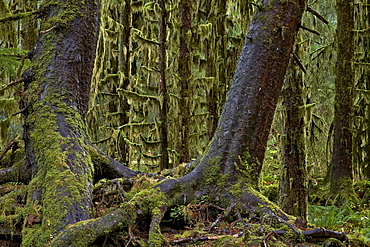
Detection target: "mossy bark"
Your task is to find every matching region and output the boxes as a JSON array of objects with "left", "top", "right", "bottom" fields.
[
  {"left": 178, "top": 0, "right": 192, "bottom": 164},
  {"left": 20, "top": 0, "right": 100, "bottom": 246},
  {"left": 279, "top": 47, "right": 308, "bottom": 220},
  {"left": 330, "top": 0, "right": 355, "bottom": 201},
  {"left": 158, "top": 0, "right": 169, "bottom": 170}
]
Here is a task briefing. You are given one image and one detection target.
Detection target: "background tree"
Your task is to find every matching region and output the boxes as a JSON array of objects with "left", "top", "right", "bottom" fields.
[
  {"left": 279, "top": 41, "right": 308, "bottom": 220},
  {"left": 88, "top": 0, "right": 251, "bottom": 171},
  {"left": 353, "top": 0, "right": 370, "bottom": 181},
  {"left": 330, "top": 0, "right": 356, "bottom": 200}
]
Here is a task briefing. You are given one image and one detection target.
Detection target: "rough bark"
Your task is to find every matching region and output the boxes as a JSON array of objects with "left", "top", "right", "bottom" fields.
[
  {"left": 279, "top": 51, "right": 308, "bottom": 220},
  {"left": 178, "top": 0, "right": 192, "bottom": 164},
  {"left": 330, "top": 0, "right": 355, "bottom": 199},
  {"left": 158, "top": 0, "right": 169, "bottom": 170},
  {"left": 20, "top": 0, "right": 100, "bottom": 246},
  {"left": 185, "top": 0, "right": 308, "bottom": 188}
]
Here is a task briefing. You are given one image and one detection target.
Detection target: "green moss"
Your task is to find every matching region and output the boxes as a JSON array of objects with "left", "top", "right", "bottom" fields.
[{"left": 21, "top": 93, "right": 94, "bottom": 246}]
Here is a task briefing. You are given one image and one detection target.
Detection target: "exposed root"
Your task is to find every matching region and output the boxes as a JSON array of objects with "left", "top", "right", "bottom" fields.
[{"left": 87, "top": 144, "right": 140, "bottom": 182}]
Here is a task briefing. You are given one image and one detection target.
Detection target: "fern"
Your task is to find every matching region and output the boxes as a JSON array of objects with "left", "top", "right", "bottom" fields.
[{"left": 0, "top": 47, "right": 28, "bottom": 80}]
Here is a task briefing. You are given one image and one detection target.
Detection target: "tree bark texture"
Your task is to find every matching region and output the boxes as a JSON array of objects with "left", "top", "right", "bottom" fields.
[
  {"left": 158, "top": 0, "right": 169, "bottom": 170},
  {"left": 21, "top": 0, "right": 100, "bottom": 246},
  {"left": 188, "top": 0, "right": 307, "bottom": 188},
  {"left": 279, "top": 56, "right": 308, "bottom": 220},
  {"left": 178, "top": 0, "right": 192, "bottom": 164},
  {"left": 157, "top": 0, "right": 307, "bottom": 203},
  {"left": 330, "top": 0, "right": 355, "bottom": 197}
]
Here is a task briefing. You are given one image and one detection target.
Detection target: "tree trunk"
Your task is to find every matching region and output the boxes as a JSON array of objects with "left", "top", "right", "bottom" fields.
[
  {"left": 192, "top": 0, "right": 307, "bottom": 188},
  {"left": 20, "top": 1, "right": 100, "bottom": 246},
  {"left": 158, "top": 0, "right": 169, "bottom": 170},
  {"left": 330, "top": 0, "right": 355, "bottom": 200},
  {"left": 178, "top": 0, "right": 192, "bottom": 164},
  {"left": 279, "top": 47, "right": 308, "bottom": 220},
  {"left": 159, "top": 0, "right": 308, "bottom": 200}
]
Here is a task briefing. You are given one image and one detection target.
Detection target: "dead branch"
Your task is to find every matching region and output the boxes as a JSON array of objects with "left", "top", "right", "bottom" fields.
[
  {"left": 292, "top": 51, "right": 307, "bottom": 73},
  {"left": 306, "top": 6, "right": 329, "bottom": 25},
  {"left": 0, "top": 139, "right": 16, "bottom": 161},
  {"left": 172, "top": 232, "right": 243, "bottom": 244},
  {"left": 12, "top": 105, "right": 28, "bottom": 116},
  {"left": 1, "top": 77, "right": 25, "bottom": 89},
  {"left": 208, "top": 201, "right": 237, "bottom": 231},
  {"left": 302, "top": 228, "right": 348, "bottom": 244},
  {"left": 300, "top": 24, "right": 321, "bottom": 36},
  {"left": 41, "top": 24, "right": 59, "bottom": 34},
  {"left": 269, "top": 213, "right": 301, "bottom": 236},
  {"left": 0, "top": 10, "right": 41, "bottom": 23}
]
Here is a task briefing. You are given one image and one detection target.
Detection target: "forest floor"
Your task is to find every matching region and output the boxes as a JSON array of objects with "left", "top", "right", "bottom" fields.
[
  {"left": 0, "top": 176, "right": 368, "bottom": 246},
  {"left": 89, "top": 176, "right": 370, "bottom": 247}
]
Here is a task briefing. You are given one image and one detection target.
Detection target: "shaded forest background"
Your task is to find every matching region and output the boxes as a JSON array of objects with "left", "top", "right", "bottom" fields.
[{"left": 0, "top": 0, "right": 369, "bottom": 245}]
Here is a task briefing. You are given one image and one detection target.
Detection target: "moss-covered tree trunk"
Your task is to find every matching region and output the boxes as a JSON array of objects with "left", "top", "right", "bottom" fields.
[
  {"left": 194, "top": 0, "right": 307, "bottom": 189},
  {"left": 330, "top": 0, "right": 355, "bottom": 199},
  {"left": 279, "top": 46, "right": 308, "bottom": 220},
  {"left": 178, "top": 0, "right": 192, "bottom": 164},
  {"left": 21, "top": 0, "right": 100, "bottom": 245},
  {"left": 158, "top": 0, "right": 308, "bottom": 198},
  {"left": 158, "top": 0, "right": 169, "bottom": 170}
]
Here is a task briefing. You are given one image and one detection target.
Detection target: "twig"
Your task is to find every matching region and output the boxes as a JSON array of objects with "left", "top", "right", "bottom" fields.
[
  {"left": 292, "top": 52, "right": 307, "bottom": 73},
  {"left": 12, "top": 104, "right": 28, "bottom": 116},
  {"left": 306, "top": 6, "right": 329, "bottom": 25},
  {"left": 269, "top": 214, "right": 301, "bottom": 236},
  {"left": 17, "top": 55, "right": 28, "bottom": 78},
  {"left": 259, "top": 215, "right": 267, "bottom": 235},
  {"left": 41, "top": 24, "right": 59, "bottom": 34},
  {"left": 172, "top": 232, "right": 243, "bottom": 244},
  {"left": 125, "top": 224, "right": 133, "bottom": 247},
  {"left": 300, "top": 24, "right": 321, "bottom": 36},
  {"left": 0, "top": 139, "right": 16, "bottom": 161},
  {"left": 4, "top": 77, "right": 26, "bottom": 88},
  {"left": 208, "top": 201, "right": 237, "bottom": 231}
]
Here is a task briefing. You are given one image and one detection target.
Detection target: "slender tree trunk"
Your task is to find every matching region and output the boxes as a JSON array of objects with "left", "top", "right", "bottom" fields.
[
  {"left": 158, "top": 0, "right": 169, "bottom": 169},
  {"left": 330, "top": 0, "right": 355, "bottom": 199},
  {"left": 279, "top": 48, "right": 308, "bottom": 220},
  {"left": 178, "top": 0, "right": 191, "bottom": 164},
  {"left": 21, "top": 1, "right": 100, "bottom": 246}
]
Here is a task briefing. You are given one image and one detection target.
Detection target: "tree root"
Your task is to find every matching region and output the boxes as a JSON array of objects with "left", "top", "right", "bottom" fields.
[
  {"left": 87, "top": 143, "right": 140, "bottom": 182},
  {"left": 0, "top": 144, "right": 350, "bottom": 246}
]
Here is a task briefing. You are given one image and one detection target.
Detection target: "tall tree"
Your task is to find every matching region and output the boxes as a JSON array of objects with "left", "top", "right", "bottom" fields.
[
  {"left": 158, "top": 0, "right": 169, "bottom": 169},
  {"left": 178, "top": 0, "right": 192, "bottom": 163},
  {"left": 353, "top": 0, "right": 370, "bottom": 180},
  {"left": 330, "top": 0, "right": 355, "bottom": 199},
  {"left": 279, "top": 43, "right": 308, "bottom": 220},
  {"left": 20, "top": 0, "right": 101, "bottom": 245}
]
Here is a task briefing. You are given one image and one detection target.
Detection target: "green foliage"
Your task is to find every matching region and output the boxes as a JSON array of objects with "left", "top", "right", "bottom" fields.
[
  {"left": 88, "top": 0, "right": 253, "bottom": 172},
  {"left": 0, "top": 48, "right": 26, "bottom": 79},
  {"left": 308, "top": 203, "right": 370, "bottom": 230},
  {"left": 308, "top": 202, "right": 370, "bottom": 245}
]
